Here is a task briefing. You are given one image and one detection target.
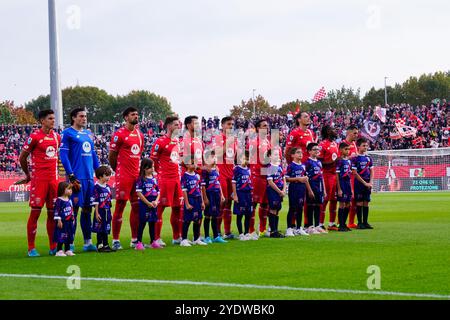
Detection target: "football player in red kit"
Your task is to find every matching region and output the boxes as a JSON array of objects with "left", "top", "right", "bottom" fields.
[
  {"left": 151, "top": 116, "right": 183, "bottom": 246},
  {"left": 213, "top": 117, "right": 237, "bottom": 239},
  {"left": 339, "top": 125, "right": 359, "bottom": 228},
  {"left": 248, "top": 119, "right": 280, "bottom": 238},
  {"left": 178, "top": 115, "right": 204, "bottom": 242},
  {"left": 19, "top": 109, "right": 61, "bottom": 257},
  {"left": 318, "top": 125, "right": 339, "bottom": 231},
  {"left": 284, "top": 112, "right": 317, "bottom": 227},
  {"left": 109, "top": 107, "right": 144, "bottom": 250},
  {"left": 285, "top": 112, "right": 317, "bottom": 164}
]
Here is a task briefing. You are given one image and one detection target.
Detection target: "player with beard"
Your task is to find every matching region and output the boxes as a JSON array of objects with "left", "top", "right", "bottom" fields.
[
  {"left": 318, "top": 125, "right": 339, "bottom": 231},
  {"left": 60, "top": 108, "right": 100, "bottom": 252},
  {"left": 339, "top": 125, "right": 359, "bottom": 228},
  {"left": 213, "top": 117, "right": 237, "bottom": 239},
  {"left": 109, "top": 107, "right": 144, "bottom": 250},
  {"left": 19, "top": 109, "right": 60, "bottom": 257},
  {"left": 151, "top": 116, "right": 183, "bottom": 246},
  {"left": 285, "top": 112, "right": 317, "bottom": 227}
]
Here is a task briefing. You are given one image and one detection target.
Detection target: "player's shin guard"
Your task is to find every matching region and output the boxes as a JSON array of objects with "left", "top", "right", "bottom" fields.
[
  {"left": 80, "top": 208, "right": 92, "bottom": 241},
  {"left": 320, "top": 200, "right": 328, "bottom": 225},
  {"left": 287, "top": 208, "right": 295, "bottom": 229},
  {"left": 313, "top": 206, "right": 320, "bottom": 227},
  {"left": 329, "top": 200, "right": 337, "bottom": 224},
  {"left": 305, "top": 205, "right": 313, "bottom": 228},
  {"left": 203, "top": 216, "right": 210, "bottom": 238},
  {"left": 295, "top": 207, "right": 303, "bottom": 229},
  {"left": 338, "top": 208, "right": 344, "bottom": 227},
  {"left": 363, "top": 206, "right": 369, "bottom": 225},
  {"left": 258, "top": 206, "right": 268, "bottom": 232},
  {"left": 130, "top": 201, "right": 140, "bottom": 240},
  {"left": 112, "top": 200, "right": 127, "bottom": 240},
  {"left": 249, "top": 206, "right": 256, "bottom": 234},
  {"left": 46, "top": 208, "right": 56, "bottom": 250},
  {"left": 356, "top": 206, "right": 363, "bottom": 225},
  {"left": 211, "top": 217, "right": 219, "bottom": 238},
  {"left": 155, "top": 206, "right": 164, "bottom": 240},
  {"left": 170, "top": 206, "right": 182, "bottom": 240},
  {"left": 223, "top": 207, "right": 232, "bottom": 235},
  {"left": 236, "top": 214, "right": 243, "bottom": 235},
  {"left": 349, "top": 199, "right": 357, "bottom": 224},
  {"left": 27, "top": 208, "right": 41, "bottom": 251},
  {"left": 193, "top": 220, "right": 201, "bottom": 241},
  {"left": 244, "top": 214, "right": 251, "bottom": 234}
]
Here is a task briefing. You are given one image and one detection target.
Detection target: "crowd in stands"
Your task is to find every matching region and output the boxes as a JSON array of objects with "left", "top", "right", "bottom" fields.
[{"left": 0, "top": 100, "right": 448, "bottom": 176}]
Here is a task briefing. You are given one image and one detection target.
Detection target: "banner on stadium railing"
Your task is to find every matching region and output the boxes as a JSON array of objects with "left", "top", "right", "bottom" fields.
[
  {"left": 0, "top": 177, "right": 117, "bottom": 192},
  {"left": 373, "top": 164, "right": 450, "bottom": 192}
]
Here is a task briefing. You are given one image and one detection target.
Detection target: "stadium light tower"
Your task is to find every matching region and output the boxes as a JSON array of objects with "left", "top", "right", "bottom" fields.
[
  {"left": 384, "top": 76, "right": 388, "bottom": 107},
  {"left": 252, "top": 89, "right": 256, "bottom": 117},
  {"left": 48, "top": 0, "right": 63, "bottom": 129}
]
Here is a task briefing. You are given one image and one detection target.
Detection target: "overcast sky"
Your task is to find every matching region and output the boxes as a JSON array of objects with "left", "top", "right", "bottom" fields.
[{"left": 1, "top": 0, "right": 449, "bottom": 119}]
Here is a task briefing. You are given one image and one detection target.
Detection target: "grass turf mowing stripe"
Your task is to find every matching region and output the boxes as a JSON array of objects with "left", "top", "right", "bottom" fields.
[{"left": 1, "top": 273, "right": 449, "bottom": 300}]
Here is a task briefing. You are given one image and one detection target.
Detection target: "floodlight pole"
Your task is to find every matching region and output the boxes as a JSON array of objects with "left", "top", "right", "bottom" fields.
[
  {"left": 252, "top": 89, "right": 256, "bottom": 118},
  {"left": 48, "top": 0, "right": 63, "bottom": 129},
  {"left": 384, "top": 76, "right": 388, "bottom": 107}
]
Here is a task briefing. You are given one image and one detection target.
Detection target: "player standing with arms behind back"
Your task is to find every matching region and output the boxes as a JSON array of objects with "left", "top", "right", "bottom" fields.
[
  {"left": 151, "top": 116, "right": 183, "bottom": 246},
  {"left": 19, "top": 109, "right": 60, "bottom": 257},
  {"left": 60, "top": 108, "right": 100, "bottom": 252},
  {"left": 109, "top": 107, "right": 144, "bottom": 250},
  {"left": 318, "top": 125, "right": 339, "bottom": 231},
  {"left": 214, "top": 117, "right": 237, "bottom": 240}
]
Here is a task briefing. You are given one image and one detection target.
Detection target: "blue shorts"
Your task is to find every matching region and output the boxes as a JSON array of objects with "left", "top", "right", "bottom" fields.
[
  {"left": 92, "top": 208, "right": 112, "bottom": 234},
  {"left": 307, "top": 188, "right": 324, "bottom": 205},
  {"left": 138, "top": 202, "right": 158, "bottom": 223},
  {"left": 184, "top": 196, "right": 203, "bottom": 222},
  {"left": 288, "top": 184, "right": 306, "bottom": 209},
  {"left": 54, "top": 219, "right": 75, "bottom": 244},
  {"left": 354, "top": 180, "right": 371, "bottom": 202},
  {"left": 205, "top": 190, "right": 221, "bottom": 217},
  {"left": 267, "top": 187, "right": 283, "bottom": 211},
  {"left": 233, "top": 190, "right": 253, "bottom": 215},
  {"left": 71, "top": 179, "right": 94, "bottom": 208},
  {"left": 337, "top": 179, "right": 352, "bottom": 203}
]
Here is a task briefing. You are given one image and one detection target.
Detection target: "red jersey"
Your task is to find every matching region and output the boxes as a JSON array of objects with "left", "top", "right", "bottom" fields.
[
  {"left": 213, "top": 132, "right": 237, "bottom": 180},
  {"left": 110, "top": 126, "right": 144, "bottom": 180},
  {"left": 248, "top": 136, "right": 281, "bottom": 178},
  {"left": 22, "top": 129, "right": 61, "bottom": 180},
  {"left": 318, "top": 139, "right": 339, "bottom": 175},
  {"left": 339, "top": 139, "right": 358, "bottom": 159},
  {"left": 179, "top": 133, "right": 204, "bottom": 167},
  {"left": 151, "top": 134, "right": 181, "bottom": 181},
  {"left": 285, "top": 127, "right": 316, "bottom": 163}
]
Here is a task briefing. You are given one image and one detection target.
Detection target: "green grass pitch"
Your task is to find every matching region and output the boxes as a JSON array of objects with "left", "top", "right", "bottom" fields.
[{"left": 0, "top": 192, "right": 449, "bottom": 300}]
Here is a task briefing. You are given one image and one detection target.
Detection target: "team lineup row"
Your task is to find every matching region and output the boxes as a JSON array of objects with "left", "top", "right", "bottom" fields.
[{"left": 19, "top": 107, "right": 374, "bottom": 257}]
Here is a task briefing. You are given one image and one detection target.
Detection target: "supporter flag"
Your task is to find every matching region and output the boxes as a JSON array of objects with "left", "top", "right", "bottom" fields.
[
  {"left": 389, "top": 129, "right": 402, "bottom": 140},
  {"left": 361, "top": 120, "right": 381, "bottom": 143},
  {"left": 395, "top": 118, "right": 417, "bottom": 138},
  {"left": 409, "top": 114, "right": 423, "bottom": 128},
  {"left": 312, "top": 87, "right": 326, "bottom": 103},
  {"left": 375, "top": 106, "right": 387, "bottom": 123}
]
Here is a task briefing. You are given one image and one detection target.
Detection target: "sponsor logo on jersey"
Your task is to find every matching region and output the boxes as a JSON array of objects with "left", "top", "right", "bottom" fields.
[
  {"left": 27, "top": 137, "right": 32, "bottom": 144},
  {"left": 46, "top": 146, "right": 56, "bottom": 158},
  {"left": 82, "top": 141, "right": 91, "bottom": 153},
  {"left": 131, "top": 144, "right": 140, "bottom": 155},
  {"left": 155, "top": 144, "right": 159, "bottom": 151},
  {"left": 170, "top": 151, "right": 179, "bottom": 163},
  {"left": 332, "top": 153, "right": 338, "bottom": 161},
  {"left": 114, "top": 136, "right": 119, "bottom": 142}
]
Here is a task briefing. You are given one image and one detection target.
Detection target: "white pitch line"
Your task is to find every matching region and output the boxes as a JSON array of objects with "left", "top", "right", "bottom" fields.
[{"left": 0, "top": 273, "right": 449, "bottom": 299}]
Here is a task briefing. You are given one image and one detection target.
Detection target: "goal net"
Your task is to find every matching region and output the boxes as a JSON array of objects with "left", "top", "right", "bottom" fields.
[{"left": 368, "top": 147, "right": 450, "bottom": 192}]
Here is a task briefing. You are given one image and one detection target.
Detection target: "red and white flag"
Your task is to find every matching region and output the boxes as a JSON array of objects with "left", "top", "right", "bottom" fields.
[
  {"left": 375, "top": 106, "right": 387, "bottom": 123},
  {"left": 312, "top": 87, "right": 326, "bottom": 103},
  {"left": 395, "top": 118, "right": 417, "bottom": 138}
]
